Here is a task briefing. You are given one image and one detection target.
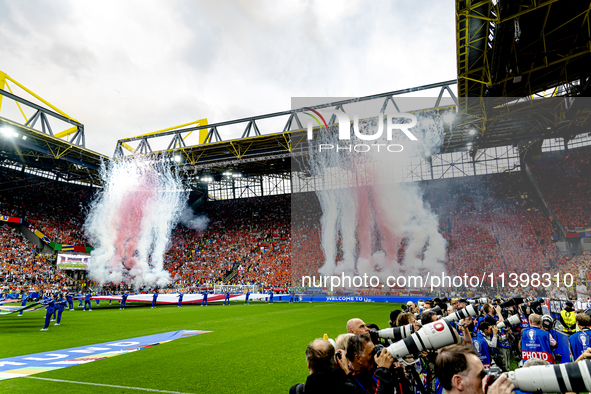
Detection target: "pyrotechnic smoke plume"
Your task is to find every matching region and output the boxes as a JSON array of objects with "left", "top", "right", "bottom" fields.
[
  {"left": 307, "top": 107, "right": 448, "bottom": 282},
  {"left": 84, "top": 157, "right": 188, "bottom": 288}
]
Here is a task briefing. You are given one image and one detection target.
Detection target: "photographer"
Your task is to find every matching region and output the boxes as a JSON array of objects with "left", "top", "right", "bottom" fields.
[
  {"left": 420, "top": 311, "right": 438, "bottom": 327},
  {"left": 473, "top": 321, "right": 498, "bottom": 368},
  {"left": 435, "top": 345, "right": 514, "bottom": 394},
  {"left": 517, "top": 305, "right": 530, "bottom": 330},
  {"left": 484, "top": 306, "right": 511, "bottom": 372},
  {"left": 390, "top": 310, "right": 403, "bottom": 328},
  {"left": 347, "top": 318, "right": 371, "bottom": 335},
  {"left": 450, "top": 298, "right": 459, "bottom": 311},
  {"left": 404, "top": 301, "right": 418, "bottom": 314},
  {"left": 346, "top": 333, "right": 396, "bottom": 394},
  {"left": 396, "top": 312, "right": 420, "bottom": 333},
  {"left": 521, "top": 314, "right": 556, "bottom": 364},
  {"left": 457, "top": 299, "right": 468, "bottom": 310},
  {"left": 289, "top": 338, "right": 360, "bottom": 394},
  {"left": 568, "top": 312, "right": 591, "bottom": 360}
]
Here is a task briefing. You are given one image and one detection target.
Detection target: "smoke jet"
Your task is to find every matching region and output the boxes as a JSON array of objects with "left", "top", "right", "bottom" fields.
[
  {"left": 307, "top": 109, "right": 448, "bottom": 283},
  {"left": 84, "top": 157, "right": 188, "bottom": 288}
]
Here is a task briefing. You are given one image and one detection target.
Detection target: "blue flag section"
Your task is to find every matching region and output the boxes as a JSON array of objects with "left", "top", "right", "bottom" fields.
[
  {"left": 0, "top": 301, "right": 42, "bottom": 315},
  {"left": 0, "top": 330, "right": 213, "bottom": 380}
]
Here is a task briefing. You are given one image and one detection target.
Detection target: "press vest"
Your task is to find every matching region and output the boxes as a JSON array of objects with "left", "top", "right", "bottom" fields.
[
  {"left": 569, "top": 330, "right": 591, "bottom": 360},
  {"left": 521, "top": 327, "right": 554, "bottom": 363},
  {"left": 473, "top": 332, "right": 492, "bottom": 368}
]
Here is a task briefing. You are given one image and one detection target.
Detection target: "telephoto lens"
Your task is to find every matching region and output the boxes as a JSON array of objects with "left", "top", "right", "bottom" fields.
[
  {"left": 444, "top": 305, "right": 478, "bottom": 323},
  {"left": 507, "top": 359, "right": 591, "bottom": 393},
  {"left": 371, "top": 323, "right": 415, "bottom": 341},
  {"left": 468, "top": 298, "right": 488, "bottom": 305},
  {"left": 387, "top": 320, "right": 458, "bottom": 361},
  {"left": 496, "top": 314, "right": 521, "bottom": 329},
  {"left": 500, "top": 296, "right": 534, "bottom": 309}
]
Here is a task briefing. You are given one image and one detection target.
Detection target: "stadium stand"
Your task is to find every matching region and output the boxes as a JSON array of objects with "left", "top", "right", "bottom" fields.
[
  {"left": 528, "top": 146, "right": 591, "bottom": 229},
  {"left": 164, "top": 195, "right": 291, "bottom": 288},
  {"left": 425, "top": 172, "right": 561, "bottom": 279},
  {"left": 3, "top": 153, "right": 591, "bottom": 295},
  {"left": 0, "top": 225, "right": 75, "bottom": 292}
]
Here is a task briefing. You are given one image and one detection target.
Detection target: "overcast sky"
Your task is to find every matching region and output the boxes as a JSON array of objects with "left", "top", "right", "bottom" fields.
[{"left": 0, "top": 0, "right": 456, "bottom": 156}]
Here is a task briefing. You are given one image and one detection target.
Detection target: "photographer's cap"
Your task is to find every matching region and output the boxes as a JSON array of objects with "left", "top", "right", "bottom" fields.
[{"left": 458, "top": 298, "right": 468, "bottom": 303}]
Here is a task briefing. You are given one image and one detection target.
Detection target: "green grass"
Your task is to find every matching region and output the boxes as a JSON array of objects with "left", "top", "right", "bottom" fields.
[{"left": 0, "top": 300, "right": 402, "bottom": 393}]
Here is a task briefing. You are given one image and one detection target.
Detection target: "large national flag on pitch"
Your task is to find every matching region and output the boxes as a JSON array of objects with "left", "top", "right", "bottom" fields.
[{"left": 0, "top": 330, "right": 212, "bottom": 380}]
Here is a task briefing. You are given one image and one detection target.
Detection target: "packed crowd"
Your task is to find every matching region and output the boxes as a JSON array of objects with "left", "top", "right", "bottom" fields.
[
  {"left": 529, "top": 146, "right": 591, "bottom": 229},
  {"left": 0, "top": 169, "right": 91, "bottom": 245},
  {"left": 425, "top": 172, "right": 561, "bottom": 278},
  {"left": 0, "top": 225, "right": 75, "bottom": 293},
  {"left": 290, "top": 296, "right": 589, "bottom": 394},
  {"left": 164, "top": 195, "right": 291, "bottom": 288},
  {"left": 3, "top": 147, "right": 591, "bottom": 292},
  {"left": 292, "top": 172, "right": 562, "bottom": 282}
]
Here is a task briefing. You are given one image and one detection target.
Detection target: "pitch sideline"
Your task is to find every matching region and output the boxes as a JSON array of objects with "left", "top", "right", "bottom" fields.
[{"left": 25, "top": 376, "right": 195, "bottom": 394}]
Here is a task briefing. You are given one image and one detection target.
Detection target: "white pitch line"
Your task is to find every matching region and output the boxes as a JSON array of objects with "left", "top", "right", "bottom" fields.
[{"left": 24, "top": 376, "right": 195, "bottom": 394}]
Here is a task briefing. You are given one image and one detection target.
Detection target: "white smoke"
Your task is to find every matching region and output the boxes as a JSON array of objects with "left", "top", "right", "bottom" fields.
[
  {"left": 308, "top": 104, "right": 449, "bottom": 281},
  {"left": 179, "top": 206, "right": 209, "bottom": 231},
  {"left": 84, "top": 157, "right": 188, "bottom": 288}
]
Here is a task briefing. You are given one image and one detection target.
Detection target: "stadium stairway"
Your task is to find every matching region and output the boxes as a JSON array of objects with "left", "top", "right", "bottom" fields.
[
  {"left": 223, "top": 266, "right": 239, "bottom": 283},
  {"left": 523, "top": 162, "right": 566, "bottom": 239},
  {"left": 2, "top": 219, "right": 54, "bottom": 254}
]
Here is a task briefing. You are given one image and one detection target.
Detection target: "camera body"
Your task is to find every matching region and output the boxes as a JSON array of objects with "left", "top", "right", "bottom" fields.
[
  {"left": 483, "top": 367, "right": 503, "bottom": 394},
  {"left": 372, "top": 343, "right": 385, "bottom": 358}
]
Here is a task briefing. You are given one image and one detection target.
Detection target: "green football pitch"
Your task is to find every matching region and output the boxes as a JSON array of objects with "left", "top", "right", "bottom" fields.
[{"left": 0, "top": 300, "right": 403, "bottom": 393}]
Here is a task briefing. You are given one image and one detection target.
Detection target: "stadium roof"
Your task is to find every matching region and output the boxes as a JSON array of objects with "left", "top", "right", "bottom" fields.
[
  {"left": 0, "top": 88, "right": 108, "bottom": 185},
  {"left": 3, "top": 0, "right": 591, "bottom": 183},
  {"left": 456, "top": 0, "right": 591, "bottom": 98},
  {"left": 113, "top": 81, "right": 459, "bottom": 178}
]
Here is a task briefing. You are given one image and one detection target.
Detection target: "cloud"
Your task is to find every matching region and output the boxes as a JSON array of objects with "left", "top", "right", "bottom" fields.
[{"left": 0, "top": 0, "right": 456, "bottom": 156}]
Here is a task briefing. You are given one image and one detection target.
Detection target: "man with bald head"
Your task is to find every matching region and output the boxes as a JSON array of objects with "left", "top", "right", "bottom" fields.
[
  {"left": 289, "top": 338, "right": 359, "bottom": 394},
  {"left": 521, "top": 313, "right": 556, "bottom": 364},
  {"left": 346, "top": 318, "right": 370, "bottom": 335}
]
